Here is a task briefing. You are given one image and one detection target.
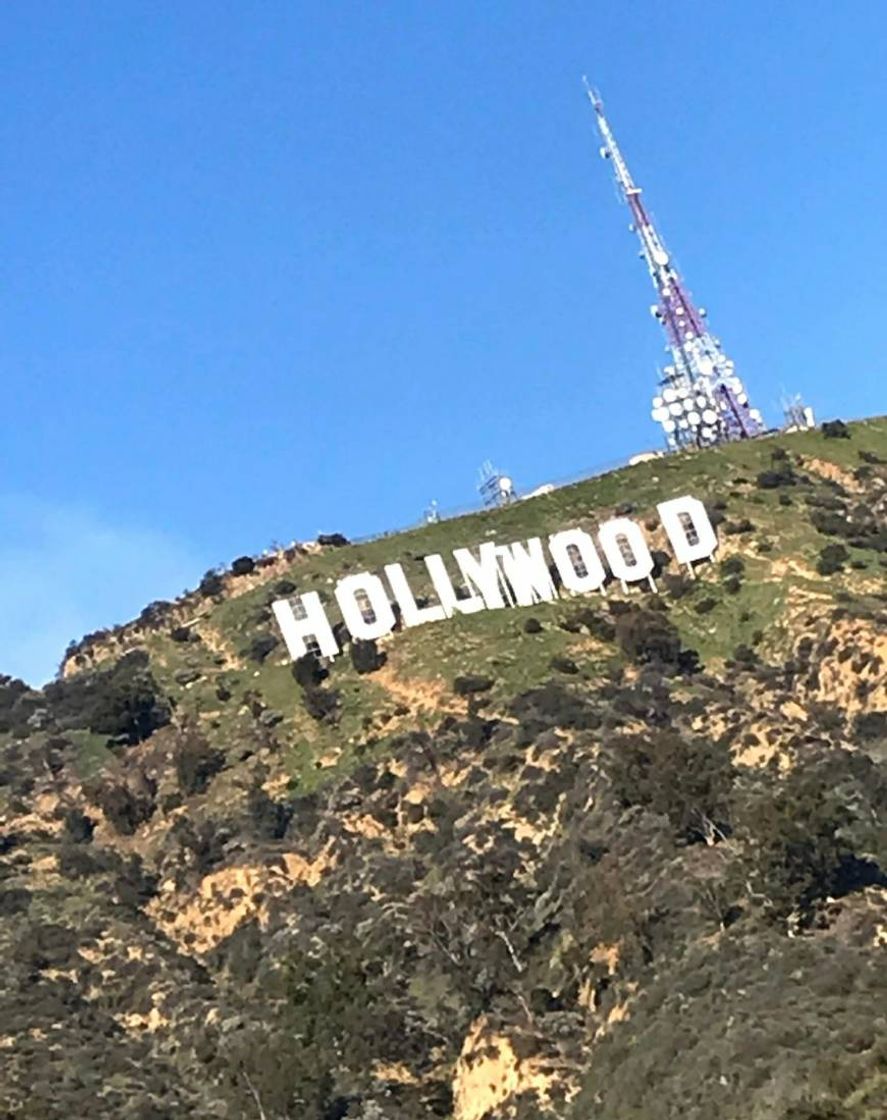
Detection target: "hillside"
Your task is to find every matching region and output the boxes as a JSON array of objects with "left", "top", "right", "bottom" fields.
[{"left": 1, "top": 417, "right": 886, "bottom": 1119}]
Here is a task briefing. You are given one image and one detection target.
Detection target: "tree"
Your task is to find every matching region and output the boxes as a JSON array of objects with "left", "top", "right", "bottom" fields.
[{"left": 605, "top": 730, "right": 734, "bottom": 844}]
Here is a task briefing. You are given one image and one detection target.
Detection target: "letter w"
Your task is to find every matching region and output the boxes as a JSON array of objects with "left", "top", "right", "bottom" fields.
[{"left": 496, "top": 538, "right": 557, "bottom": 607}]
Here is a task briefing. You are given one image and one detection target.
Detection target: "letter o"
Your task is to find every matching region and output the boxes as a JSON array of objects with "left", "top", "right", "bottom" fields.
[{"left": 335, "top": 573, "right": 396, "bottom": 640}]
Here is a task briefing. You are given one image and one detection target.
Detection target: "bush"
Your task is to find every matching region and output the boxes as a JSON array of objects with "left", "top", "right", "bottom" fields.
[
  {"left": 61, "top": 808, "right": 95, "bottom": 843},
  {"left": 756, "top": 463, "right": 796, "bottom": 489},
  {"left": 303, "top": 686, "right": 341, "bottom": 724},
  {"left": 721, "top": 555, "right": 745, "bottom": 576},
  {"left": 550, "top": 656, "right": 579, "bottom": 675},
  {"left": 694, "top": 597, "right": 718, "bottom": 614},
  {"left": 816, "top": 543, "right": 849, "bottom": 576},
  {"left": 317, "top": 533, "right": 349, "bottom": 547},
  {"left": 523, "top": 617, "right": 543, "bottom": 634},
  {"left": 198, "top": 570, "right": 225, "bottom": 597},
  {"left": 292, "top": 653, "right": 328, "bottom": 690},
  {"left": 606, "top": 730, "right": 734, "bottom": 843},
  {"left": 246, "top": 633, "right": 280, "bottom": 663},
  {"left": 93, "top": 780, "right": 156, "bottom": 836},
  {"left": 615, "top": 609, "right": 699, "bottom": 673},
  {"left": 246, "top": 783, "right": 291, "bottom": 840},
  {"left": 822, "top": 419, "right": 850, "bottom": 439},
  {"left": 736, "top": 745, "right": 887, "bottom": 922},
  {"left": 724, "top": 518, "right": 755, "bottom": 535},
  {"left": 350, "top": 639, "right": 387, "bottom": 675},
  {"left": 453, "top": 675, "right": 494, "bottom": 697},
  {"left": 44, "top": 651, "right": 171, "bottom": 745},
  {"left": 174, "top": 727, "right": 225, "bottom": 795},
  {"left": 231, "top": 556, "right": 256, "bottom": 577}
]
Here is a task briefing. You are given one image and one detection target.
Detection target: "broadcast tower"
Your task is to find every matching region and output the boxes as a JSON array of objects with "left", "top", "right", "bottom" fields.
[{"left": 586, "top": 84, "right": 764, "bottom": 450}]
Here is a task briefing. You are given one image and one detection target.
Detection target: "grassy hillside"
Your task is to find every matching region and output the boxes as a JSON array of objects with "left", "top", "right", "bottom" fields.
[{"left": 1, "top": 417, "right": 885, "bottom": 1119}]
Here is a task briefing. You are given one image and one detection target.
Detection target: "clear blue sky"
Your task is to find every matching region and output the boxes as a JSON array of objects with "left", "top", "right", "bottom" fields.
[{"left": 2, "top": 1, "right": 885, "bottom": 684}]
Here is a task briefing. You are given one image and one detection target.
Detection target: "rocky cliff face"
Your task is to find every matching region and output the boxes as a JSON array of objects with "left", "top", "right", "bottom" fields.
[{"left": 1, "top": 419, "right": 886, "bottom": 1119}]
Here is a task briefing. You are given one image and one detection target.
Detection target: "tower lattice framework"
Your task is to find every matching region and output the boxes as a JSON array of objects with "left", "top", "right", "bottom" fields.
[{"left": 587, "top": 84, "right": 764, "bottom": 450}]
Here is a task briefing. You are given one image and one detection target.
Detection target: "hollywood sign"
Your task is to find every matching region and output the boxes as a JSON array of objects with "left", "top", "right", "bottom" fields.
[{"left": 272, "top": 495, "right": 718, "bottom": 661}]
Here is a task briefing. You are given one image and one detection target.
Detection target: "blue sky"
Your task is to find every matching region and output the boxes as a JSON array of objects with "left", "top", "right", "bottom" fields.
[{"left": 2, "top": 1, "right": 885, "bottom": 684}]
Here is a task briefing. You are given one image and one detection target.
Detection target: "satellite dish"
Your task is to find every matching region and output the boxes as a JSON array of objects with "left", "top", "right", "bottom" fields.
[
  {"left": 653, "top": 248, "right": 669, "bottom": 266},
  {"left": 669, "top": 402, "right": 684, "bottom": 416},
  {"left": 663, "top": 418, "right": 676, "bottom": 433},
  {"left": 663, "top": 387, "right": 677, "bottom": 402},
  {"left": 749, "top": 408, "right": 763, "bottom": 421},
  {"left": 737, "top": 392, "right": 748, "bottom": 405},
  {"left": 687, "top": 411, "right": 701, "bottom": 426},
  {"left": 702, "top": 408, "right": 718, "bottom": 425},
  {"left": 499, "top": 476, "right": 513, "bottom": 493},
  {"left": 652, "top": 395, "right": 664, "bottom": 408},
  {"left": 651, "top": 407, "right": 668, "bottom": 422}
]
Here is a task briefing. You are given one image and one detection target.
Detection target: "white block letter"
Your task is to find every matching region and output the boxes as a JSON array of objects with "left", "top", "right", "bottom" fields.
[
  {"left": 598, "top": 518, "right": 656, "bottom": 592},
  {"left": 657, "top": 495, "right": 718, "bottom": 570},
  {"left": 424, "top": 553, "right": 486, "bottom": 616},
  {"left": 454, "top": 543, "right": 507, "bottom": 609},
  {"left": 272, "top": 593, "right": 339, "bottom": 660},
  {"left": 496, "top": 538, "right": 557, "bottom": 607},
  {"left": 548, "top": 528, "right": 606, "bottom": 593},
  {"left": 335, "top": 573, "right": 397, "bottom": 641},
  {"left": 384, "top": 562, "right": 447, "bottom": 627}
]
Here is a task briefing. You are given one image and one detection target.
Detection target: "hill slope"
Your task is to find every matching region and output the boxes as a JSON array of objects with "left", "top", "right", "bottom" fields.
[{"left": 1, "top": 418, "right": 886, "bottom": 1119}]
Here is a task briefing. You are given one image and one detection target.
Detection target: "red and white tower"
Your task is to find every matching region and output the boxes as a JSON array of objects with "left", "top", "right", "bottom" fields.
[{"left": 586, "top": 84, "right": 764, "bottom": 450}]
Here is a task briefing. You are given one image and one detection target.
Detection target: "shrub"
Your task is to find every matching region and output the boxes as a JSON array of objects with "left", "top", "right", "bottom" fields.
[
  {"left": 137, "top": 600, "right": 172, "bottom": 627},
  {"left": 44, "top": 651, "right": 172, "bottom": 745},
  {"left": 694, "top": 597, "right": 718, "bottom": 614},
  {"left": 174, "top": 727, "right": 225, "bottom": 795},
  {"left": 723, "top": 574, "right": 742, "bottom": 595},
  {"left": 61, "top": 808, "right": 95, "bottom": 843},
  {"left": 816, "top": 543, "right": 849, "bottom": 576},
  {"left": 736, "top": 746, "right": 887, "bottom": 922},
  {"left": 246, "top": 784, "right": 291, "bottom": 840},
  {"left": 169, "top": 626, "right": 193, "bottom": 643},
  {"left": 615, "top": 609, "right": 698, "bottom": 673},
  {"left": 550, "top": 656, "right": 579, "bottom": 675},
  {"left": 292, "top": 653, "right": 328, "bottom": 690},
  {"left": 302, "top": 685, "right": 341, "bottom": 724},
  {"left": 246, "top": 633, "right": 280, "bottom": 663},
  {"left": 523, "top": 617, "right": 543, "bottom": 634},
  {"left": 661, "top": 573, "right": 691, "bottom": 599},
  {"left": 606, "top": 730, "right": 734, "bottom": 843},
  {"left": 453, "top": 675, "right": 494, "bottom": 697},
  {"left": 724, "top": 518, "right": 755, "bottom": 535},
  {"left": 93, "top": 780, "right": 156, "bottom": 836},
  {"left": 317, "top": 533, "right": 349, "bottom": 547},
  {"left": 822, "top": 419, "right": 850, "bottom": 439},
  {"left": 198, "top": 570, "right": 225, "bottom": 597},
  {"left": 756, "top": 463, "right": 796, "bottom": 489},
  {"left": 231, "top": 556, "right": 256, "bottom": 577},
  {"left": 350, "top": 639, "right": 387, "bottom": 674}
]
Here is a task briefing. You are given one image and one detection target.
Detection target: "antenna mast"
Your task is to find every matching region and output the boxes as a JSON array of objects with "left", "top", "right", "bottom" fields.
[{"left": 585, "top": 82, "right": 764, "bottom": 450}]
